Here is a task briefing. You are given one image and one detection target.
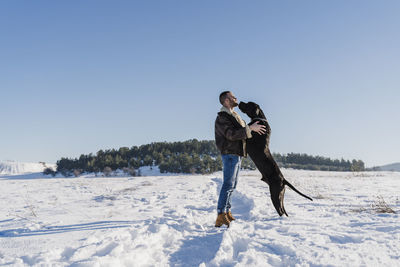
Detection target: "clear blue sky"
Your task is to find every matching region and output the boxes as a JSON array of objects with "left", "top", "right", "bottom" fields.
[{"left": 1, "top": 1, "right": 399, "bottom": 167}]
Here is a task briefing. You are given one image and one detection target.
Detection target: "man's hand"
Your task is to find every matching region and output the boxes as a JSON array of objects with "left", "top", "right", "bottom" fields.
[{"left": 249, "top": 121, "right": 267, "bottom": 135}]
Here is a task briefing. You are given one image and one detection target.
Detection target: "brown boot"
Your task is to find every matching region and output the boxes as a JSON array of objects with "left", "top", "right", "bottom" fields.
[
  {"left": 215, "top": 213, "right": 230, "bottom": 227},
  {"left": 227, "top": 211, "right": 236, "bottom": 221}
]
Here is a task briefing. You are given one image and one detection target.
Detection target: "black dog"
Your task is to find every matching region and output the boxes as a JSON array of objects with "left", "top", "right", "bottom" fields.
[{"left": 239, "top": 101, "right": 313, "bottom": 216}]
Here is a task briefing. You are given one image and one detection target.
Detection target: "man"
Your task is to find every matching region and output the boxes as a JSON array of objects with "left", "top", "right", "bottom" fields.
[{"left": 214, "top": 91, "right": 266, "bottom": 227}]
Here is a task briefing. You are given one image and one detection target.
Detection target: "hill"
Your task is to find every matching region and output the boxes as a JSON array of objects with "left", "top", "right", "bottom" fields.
[
  {"left": 378, "top": 162, "right": 400, "bottom": 172},
  {"left": 0, "top": 161, "right": 55, "bottom": 176}
]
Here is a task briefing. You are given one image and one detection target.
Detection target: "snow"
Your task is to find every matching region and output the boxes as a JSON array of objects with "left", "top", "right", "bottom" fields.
[
  {"left": 137, "top": 166, "right": 182, "bottom": 177},
  {"left": 0, "top": 161, "right": 55, "bottom": 176},
  {"left": 0, "top": 169, "right": 399, "bottom": 266}
]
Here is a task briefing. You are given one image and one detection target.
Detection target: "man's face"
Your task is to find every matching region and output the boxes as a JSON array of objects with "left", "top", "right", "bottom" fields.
[{"left": 226, "top": 92, "right": 238, "bottom": 108}]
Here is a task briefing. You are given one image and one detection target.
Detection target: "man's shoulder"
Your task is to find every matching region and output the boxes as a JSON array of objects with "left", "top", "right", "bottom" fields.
[
  {"left": 216, "top": 112, "right": 239, "bottom": 129},
  {"left": 216, "top": 111, "right": 232, "bottom": 122},
  {"left": 217, "top": 111, "right": 233, "bottom": 119}
]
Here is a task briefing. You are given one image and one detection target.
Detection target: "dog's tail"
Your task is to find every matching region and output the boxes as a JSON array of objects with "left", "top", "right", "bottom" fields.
[{"left": 284, "top": 180, "right": 313, "bottom": 201}]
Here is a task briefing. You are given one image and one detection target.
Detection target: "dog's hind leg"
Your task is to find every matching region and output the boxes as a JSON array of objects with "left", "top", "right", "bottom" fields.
[
  {"left": 270, "top": 182, "right": 288, "bottom": 216},
  {"left": 263, "top": 175, "right": 288, "bottom": 216}
]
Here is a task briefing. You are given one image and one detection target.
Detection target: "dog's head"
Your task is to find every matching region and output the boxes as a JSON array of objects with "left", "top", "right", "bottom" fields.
[{"left": 239, "top": 101, "right": 265, "bottom": 119}]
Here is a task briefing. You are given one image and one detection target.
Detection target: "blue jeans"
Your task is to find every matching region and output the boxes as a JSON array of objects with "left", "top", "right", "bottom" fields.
[{"left": 217, "top": 154, "right": 241, "bottom": 214}]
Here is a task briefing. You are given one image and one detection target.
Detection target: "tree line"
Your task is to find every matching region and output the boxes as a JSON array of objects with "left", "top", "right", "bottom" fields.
[
  {"left": 49, "top": 139, "right": 365, "bottom": 177},
  {"left": 273, "top": 152, "right": 365, "bottom": 172}
]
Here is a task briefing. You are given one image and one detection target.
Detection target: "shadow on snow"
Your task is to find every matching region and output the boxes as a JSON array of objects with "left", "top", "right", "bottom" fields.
[
  {"left": 169, "top": 230, "right": 224, "bottom": 267},
  {"left": 0, "top": 220, "right": 135, "bottom": 238}
]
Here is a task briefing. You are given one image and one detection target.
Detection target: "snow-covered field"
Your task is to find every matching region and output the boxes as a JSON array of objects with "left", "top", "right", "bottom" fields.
[{"left": 0, "top": 169, "right": 399, "bottom": 266}]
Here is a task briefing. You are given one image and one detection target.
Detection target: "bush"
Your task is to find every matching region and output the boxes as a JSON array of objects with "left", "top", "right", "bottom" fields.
[
  {"left": 73, "top": 169, "right": 82, "bottom": 177},
  {"left": 372, "top": 196, "right": 396, "bottom": 214},
  {"left": 43, "top": 167, "right": 56, "bottom": 177},
  {"left": 103, "top": 166, "right": 112, "bottom": 177},
  {"left": 123, "top": 167, "right": 136, "bottom": 177}
]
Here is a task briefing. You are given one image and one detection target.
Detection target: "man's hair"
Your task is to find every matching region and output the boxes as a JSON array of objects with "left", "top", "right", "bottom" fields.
[{"left": 219, "top": 91, "right": 231, "bottom": 105}]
